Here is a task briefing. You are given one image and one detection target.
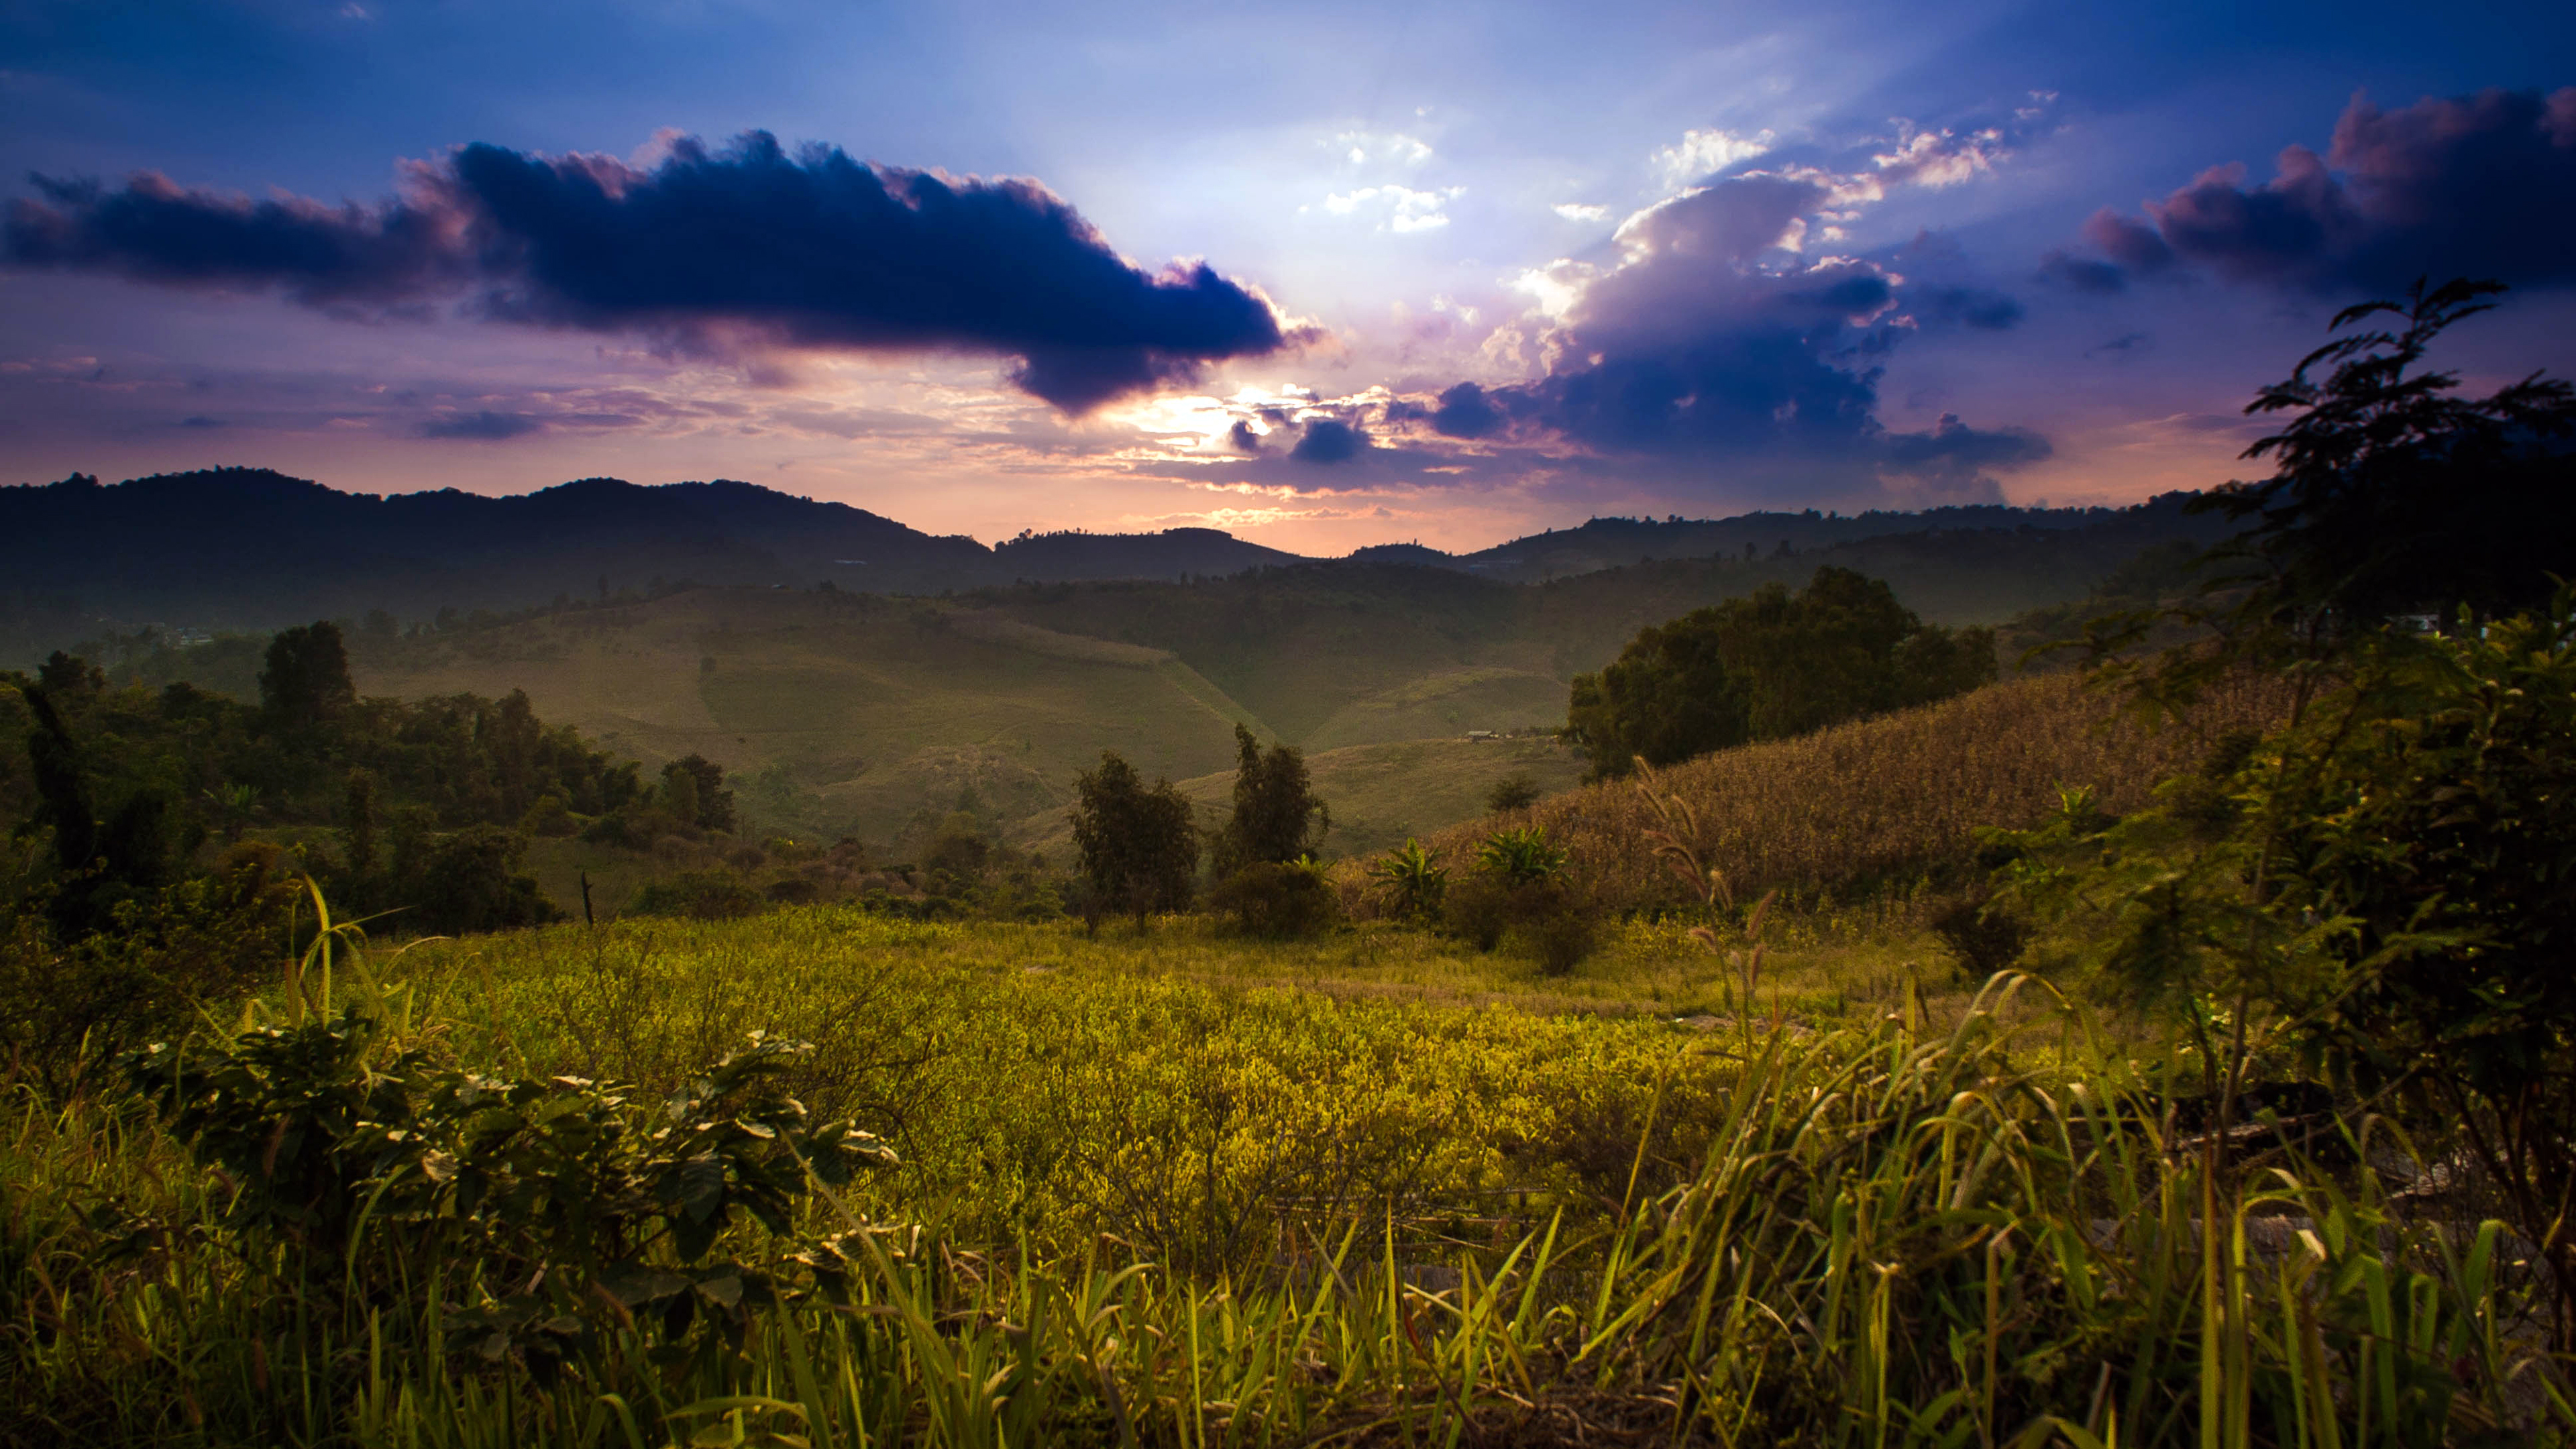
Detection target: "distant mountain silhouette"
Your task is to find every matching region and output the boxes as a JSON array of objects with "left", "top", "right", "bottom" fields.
[{"left": 0, "top": 465, "right": 2230, "bottom": 661}]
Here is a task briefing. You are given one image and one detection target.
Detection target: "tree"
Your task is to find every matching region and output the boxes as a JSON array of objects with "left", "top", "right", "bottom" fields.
[
  {"left": 2262, "top": 600, "right": 2576, "bottom": 1339},
  {"left": 2086, "top": 279, "right": 2575, "bottom": 706},
  {"left": 1214, "top": 723, "right": 1328, "bottom": 873},
  {"left": 661, "top": 754, "right": 736, "bottom": 833},
  {"left": 2214, "top": 278, "right": 2574, "bottom": 627},
  {"left": 1567, "top": 567, "right": 1995, "bottom": 780},
  {"left": 1068, "top": 751, "right": 1199, "bottom": 923},
  {"left": 258, "top": 621, "right": 354, "bottom": 734}
]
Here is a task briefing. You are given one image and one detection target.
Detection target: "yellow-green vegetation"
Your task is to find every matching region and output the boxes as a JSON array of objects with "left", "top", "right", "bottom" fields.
[
  {"left": 1427, "top": 668, "right": 2295, "bottom": 908},
  {"left": 6, "top": 908, "right": 2564, "bottom": 1445}
]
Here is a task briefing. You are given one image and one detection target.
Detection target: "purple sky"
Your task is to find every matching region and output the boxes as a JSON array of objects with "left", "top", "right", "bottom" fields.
[{"left": 3, "top": 0, "right": 2571, "bottom": 552}]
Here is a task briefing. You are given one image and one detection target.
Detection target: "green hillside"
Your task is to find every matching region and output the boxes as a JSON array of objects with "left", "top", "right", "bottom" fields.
[
  {"left": 352, "top": 588, "right": 1272, "bottom": 848},
  {"left": 343, "top": 517, "right": 2196, "bottom": 847}
]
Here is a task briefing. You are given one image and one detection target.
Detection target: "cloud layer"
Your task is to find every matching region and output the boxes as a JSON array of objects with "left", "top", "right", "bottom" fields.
[
  {"left": 1413, "top": 161, "right": 2051, "bottom": 500},
  {"left": 2050, "top": 88, "right": 2576, "bottom": 293},
  {"left": 5, "top": 132, "right": 1293, "bottom": 411}
]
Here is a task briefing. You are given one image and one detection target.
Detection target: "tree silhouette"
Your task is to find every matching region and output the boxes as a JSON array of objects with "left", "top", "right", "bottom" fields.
[
  {"left": 1069, "top": 751, "right": 1199, "bottom": 923},
  {"left": 258, "top": 621, "right": 354, "bottom": 734},
  {"left": 1214, "top": 723, "right": 1328, "bottom": 873},
  {"left": 2205, "top": 276, "right": 2575, "bottom": 628}
]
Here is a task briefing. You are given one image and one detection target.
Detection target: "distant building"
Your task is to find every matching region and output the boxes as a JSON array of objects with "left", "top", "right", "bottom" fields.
[{"left": 1466, "top": 729, "right": 1497, "bottom": 741}]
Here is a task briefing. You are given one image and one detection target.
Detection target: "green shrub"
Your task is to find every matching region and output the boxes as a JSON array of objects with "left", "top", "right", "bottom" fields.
[
  {"left": 1207, "top": 859, "right": 1340, "bottom": 939},
  {"left": 123, "top": 1014, "right": 890, "bottom": 1382},
  {"left": 1928, "top": 896, "right": 2032, "bottom": 980},
  {"left": 1440, "top": 872, "right": 1512, "bottom": 951},
  {"left": 414, "top": 826, "right": 561, "bottom": 934},
  {"left": 1365, "top": 838, "right": 1448, "bottom": 919},
  {"left": 629, "top": 867, "right": 766, "bottom": 920}
]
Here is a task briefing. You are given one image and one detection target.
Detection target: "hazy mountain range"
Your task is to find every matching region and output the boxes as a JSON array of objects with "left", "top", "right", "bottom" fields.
[{"left": 1, "top": 465, "right": 2229, "bottom": 664}]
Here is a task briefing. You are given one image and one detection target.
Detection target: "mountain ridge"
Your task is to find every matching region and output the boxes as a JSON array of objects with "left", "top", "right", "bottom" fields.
[{"left": 1, "top": 465, "right": 2227, "bottom": 663}]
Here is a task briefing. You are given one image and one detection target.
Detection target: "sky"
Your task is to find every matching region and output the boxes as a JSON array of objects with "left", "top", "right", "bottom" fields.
[{"left": 2, "top": 0, "right": 2571, "bottom": 553}]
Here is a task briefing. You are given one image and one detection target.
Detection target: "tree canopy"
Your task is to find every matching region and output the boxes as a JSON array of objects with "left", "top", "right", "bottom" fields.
[
  {"left": 1565, "top": 566, "right": 1996, "bottom": 780},
  {"left": 1214, "top": 723, "right": 1328, "bottom": 873},
  {"left": 1067, "top": 751, "right": 1199, "bottom": 922}
]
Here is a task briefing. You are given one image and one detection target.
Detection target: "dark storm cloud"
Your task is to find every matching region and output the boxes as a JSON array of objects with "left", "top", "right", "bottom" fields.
[
  {"left": 2059, "top": 87, "right": 2576, "bottom": 292},
  {"left": 1429, "top": 381, "right": 1503, "bottom": 438},
  {"left": 5, "top": 132, "right": 1292, "bottom": 411},
  {"left": 1914, "top": 284, "right": 2025, "bottom": 330},
  {"left": 415, "top": 409, "right": 542, "bottom": 439},
  {"left": 1399, "top": 174, "right": 2049, "bottom": 499},
  {"left": 1225, "top": 419, "right": 1263, "bottom": 453},
  {"left": 5, "top": 172, "right": 468, "bottom": 304},
  {"left": 1289, "top": 417, "right": 1367, "bottom": 463},
  {"left": 1881, "top": 413, "right": 2051, "bottom": 496}
]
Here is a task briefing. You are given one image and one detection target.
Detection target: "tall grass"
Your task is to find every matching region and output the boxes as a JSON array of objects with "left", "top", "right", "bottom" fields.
[
  {"left": 1423, "top": 672, "right": 2294, "bottom": 912},
  {"left": 5, "top": 933, "right": 2565, "bottom": 1446}
]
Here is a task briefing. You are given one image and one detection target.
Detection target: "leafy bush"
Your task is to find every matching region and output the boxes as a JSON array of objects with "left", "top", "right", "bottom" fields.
[
  {"left": 1440, "top": 872, "right": 1513, "bottom": 951},
  {"left": 1207, "top": 858, "right": 1340, "bottom": 939},
  {"left": 1484, "top": 773, "right": 1541, "bottom": 812},
  {"left": 0, "top": 845, "right": 296, "bottom": 1095},
  {"left": 1364, "top": 838, "right": 1447, "bottom": 919},
  {"left": 123, "top": 1014, "right": 891, "bottom": 1382},
  {"left": 629, "top": 867, "right": 767, "bottom": 920},
  {"left": 414, "top": 825, "right": 562, "bottom": 934},
  {"left": 1928, "top": 896, "right": 2033, "bottom": 980},
  {"left": 1474, "top": 824, "right": 1566, "bottom": 887},
  {"left": 1444, "top": 827, "right": 1599, "bottom": 971}
]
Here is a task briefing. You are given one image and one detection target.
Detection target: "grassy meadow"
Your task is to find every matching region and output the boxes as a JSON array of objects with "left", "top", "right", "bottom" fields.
[{"left": 9, "top": 900, "right": 2565, "bottom": 1446}]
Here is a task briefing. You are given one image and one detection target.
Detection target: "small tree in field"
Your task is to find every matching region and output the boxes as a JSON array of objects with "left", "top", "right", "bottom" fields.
[
  {"left": 1214, "top": 723, "right": 1328, "bottom": 873},
  {"left": 1069, "top": 751, "right": 1199, "bottom": 924}
]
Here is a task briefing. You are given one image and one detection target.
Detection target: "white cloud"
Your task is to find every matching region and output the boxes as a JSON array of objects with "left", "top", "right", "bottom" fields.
[
  {"left": 1332, "top": 129, "right": 1435, "bottom": 167},
  {"left": 1322, "top": 184, "right": 1464, "bottom": 233},
  {"left": 1552, "top": 202, "right": 1611, "bottom": 223},
  {"left": 1652, "top": 127, "right": 1775, "bottom": 190},
  {"left": 1871, "top": 125, "right": 2006, "bottom": 189},
  {"left": 1509, "top": 260, "right": 1593, "bottom": 319}
]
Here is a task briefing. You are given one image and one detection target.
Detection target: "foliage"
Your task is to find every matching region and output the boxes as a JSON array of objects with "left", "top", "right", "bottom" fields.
[
  {"left": 1566, "top": 565, "right": 1996, "bottom": 780},
  {"left": 2263, "top": 599, "right": 2576, "bottom": 1334},
  {"left": 629, "top": 866, "right": 769, "bottom": 920},
  {"left": 1206, "top": 856, "right": 1340, "bottom": 939},
  {"left": 1067, "top": 749, "right": 1199, "bottom": 923},
  {"left": 1927, "top": 896, "right": 2033, "bottom": 980},
  {"left": 1996, "top": 596, "right": 2576, "bottom": 1340},
  {"left": 0, "top": 845, "right": 296, "bottom": 1095},
  {"left": 660, "top": 752, "right": 738, "bottom": 834},
  {"left": 257, "top": 620, "right": 355, "bottom": 736},
  {"left": 1213, "top": 722, "right": 1331, "bottom": 873},
  {"left": 412, "top": 824, "right": 563, "bottom": 934},
  {"left": 1444, "top": 826, "right": 1599, "bottom": 972},
  {"left": 122, "top": 1010, "right": 892, "bottom": 1385},
  {"left": 2214, "top": 278, "right": 2575, "bottom": 627},
  {"left": 1365, "top": 837, "right": 1448, "bottom": 919},
  {"left": 1431, "top": 669, "right": 2294, "bottom": 916},
  {"left": 1485, "top": 771, "right": 1541, "bottom": 812},
  {"left": 5, "top": 933, "right": 2563, "bottom": 1445},
  {"left": 2084, "top": 279, "right": 2576, "bottom": 709},
  {"left": 1473, "top": 824, "right": 1566, "bottom": 888}
]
